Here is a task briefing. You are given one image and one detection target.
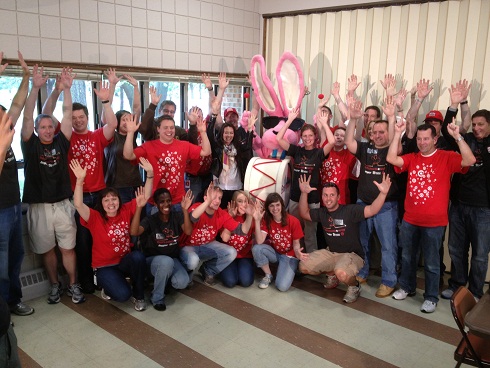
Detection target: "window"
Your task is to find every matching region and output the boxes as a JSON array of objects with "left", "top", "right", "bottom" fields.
[
  {"left": 111, "top": 81, "right": 136, "bottom": 114},
  {"left": 148, "top": 81, "right": 181, "bottom": 126},
  {"left": 188, "top": 82, "right": 211, "bottom": 118}
]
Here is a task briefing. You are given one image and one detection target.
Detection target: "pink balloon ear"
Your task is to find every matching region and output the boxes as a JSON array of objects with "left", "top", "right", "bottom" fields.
[
  {"left": 276, "top": 52, "right": 305, "bottom": 116},
  {"left": 250, "top": 55, "right": 283, "bottom": 117}
]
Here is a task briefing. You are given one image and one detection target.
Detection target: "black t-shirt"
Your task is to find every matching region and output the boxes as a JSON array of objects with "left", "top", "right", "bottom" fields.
[
  {"left": 287, "top": 144, "right": 326, "bottom": 203},
  {"left": 310, "top": 205, "right": 365, "bottom": 258},
  {"left": 21, "top": 132, "right": 72, "bottom": 203},
  {"left": 0, "top": 147, "right": 20, "bottom": 209},
  {"left": 356, "top": 141, "right": 398, "bottom": 204},
  {"left": 104, "top": 131, "right": 142, "bottom": 188},
  {"left": 140, "top": 211, "right": 184, "bottom": 257}
]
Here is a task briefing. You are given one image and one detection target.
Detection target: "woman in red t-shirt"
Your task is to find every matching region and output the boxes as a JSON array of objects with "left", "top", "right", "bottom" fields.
[
  {"left": 220, "top": 191, "right": 255, "bottom": 288},
  {"left": 71, "top": 157, "right": 153, "bottom": 312},
  {"left": 252, "top": 193, "right": 307, "bottom": 292}
]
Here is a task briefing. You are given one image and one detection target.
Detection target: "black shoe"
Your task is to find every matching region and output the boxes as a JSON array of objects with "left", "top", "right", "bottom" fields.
[{"left": 154, "top": 303, "right": 166, "bottom": 311}]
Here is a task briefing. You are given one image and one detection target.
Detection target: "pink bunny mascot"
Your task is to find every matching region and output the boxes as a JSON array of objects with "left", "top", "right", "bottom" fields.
[{"left": 243, "top": 51, "right": 305, "bottom": 204}]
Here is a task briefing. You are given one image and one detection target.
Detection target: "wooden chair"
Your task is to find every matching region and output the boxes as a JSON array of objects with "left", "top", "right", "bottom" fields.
[{"left": 450, "top": 286, "right": 490, "bottom": 368}]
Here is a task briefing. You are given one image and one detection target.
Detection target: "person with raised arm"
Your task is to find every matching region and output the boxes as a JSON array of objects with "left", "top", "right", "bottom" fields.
[
  {"left": 70, "top": 155, "right": 153, "bottom": 311},
  {"left": 298, "top": 173, "right": 391, "bottom": 303},
  {"left": 387, "top": 117, "right": 475, "bottom": 313}
]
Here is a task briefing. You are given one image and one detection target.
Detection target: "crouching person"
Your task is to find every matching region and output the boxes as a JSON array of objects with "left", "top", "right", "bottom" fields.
[
  {"left": 298, "top": 174, "right": 391, "bottom": 303},
  {"left": 252, "top": 193, "right": 306, "bottom": 292},
  {"left": 71, "top": 157, "right": 153, "bottom": 311}
]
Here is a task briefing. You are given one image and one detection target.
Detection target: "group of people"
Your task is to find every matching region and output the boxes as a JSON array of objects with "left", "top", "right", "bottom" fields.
[{"left": 0, "top": 52, "right": 488, "bottom": 320}]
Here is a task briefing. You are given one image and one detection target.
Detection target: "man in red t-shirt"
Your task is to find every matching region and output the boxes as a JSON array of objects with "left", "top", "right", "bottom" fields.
[
  {"left": 387, "top": 121, "right": 475, "bottom": 313},
  {"left": 123, "top": 114, "right": 211, "bottom": 209},
  {"left": 180, "top": 183, "right": 253, "bottom": 286}
]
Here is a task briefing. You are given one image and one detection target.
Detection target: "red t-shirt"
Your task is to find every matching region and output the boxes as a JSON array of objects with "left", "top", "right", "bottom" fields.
[
  {"left": 320, "top": 148, "right": 356, "bottom": 204},
  {"left": 133, "top": 139, "right": 201, "bottom": 204},
  {"left": 81, "top": 200, "right": 136, "bottom": 268},
  {"left": 69, "top": 129, "right": 111, "bottom": 192},
  {"left": 260, "top": 215, "right": 304, "bottom": 257},
  {"left": 182, "top": 203, "right": 239, "bottom": 246},
  {"left": 395, "top": 150, "right": 468, "bottom": 227},
  {"left": 186, "top": 131, "right": 212, "bottom": 175},
  {"left": 226, "top": 214, "right": 253, "bottom": 258}
]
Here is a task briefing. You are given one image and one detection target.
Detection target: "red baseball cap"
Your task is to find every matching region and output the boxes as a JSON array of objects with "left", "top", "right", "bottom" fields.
[
  {"left": 424, "top": 110, "right": 443, "bottom": 123},
  {"left": 224, "top": 107, "right": 239, "bottom": 118}
]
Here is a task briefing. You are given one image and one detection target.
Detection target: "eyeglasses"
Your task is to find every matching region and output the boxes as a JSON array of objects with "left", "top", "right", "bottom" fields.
[{"left": 162, "top": 109, "right": 176, "bottom": 115}]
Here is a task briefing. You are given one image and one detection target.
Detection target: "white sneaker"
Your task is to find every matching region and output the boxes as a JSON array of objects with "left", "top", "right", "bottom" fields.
[
  {"left": 258, "top": 274, "right": 273, "bottom": 289},
  {"left": 420, "top": 300, "right": 437, "bottom": 313},
  {"left": 392, "top": 288, "right": 415, "bottom": 300}
]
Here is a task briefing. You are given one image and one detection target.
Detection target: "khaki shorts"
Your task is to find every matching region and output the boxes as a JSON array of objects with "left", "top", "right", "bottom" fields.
[
  {"left": 27, "top": 199, "right": 76, "bottom": 254},
  {"left": 299, "top": 249, "right": 364, "bottom": 278}
]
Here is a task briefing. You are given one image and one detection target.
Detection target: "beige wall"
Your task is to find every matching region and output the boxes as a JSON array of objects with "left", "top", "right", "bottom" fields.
[{"left": 0, "top": 0, "right": 261, "bottom": 74}]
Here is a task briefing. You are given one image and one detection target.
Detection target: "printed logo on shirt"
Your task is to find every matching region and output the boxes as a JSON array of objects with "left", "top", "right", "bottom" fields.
[
  {"left": 71, "top": 138, "right": 98, "bottom": 175},
  {"left": 190, "top": 224, "right": 217, "bottom": 245},
  {"left": 322, "top": 216, "right": 346, "bottom": 237},
  {"left": 108, "top": 220, "right": 131, "bottom": 254},
  {"left": 408, "top": 163, "right": 436, "bottom": 205},
  {"left": 321, "top": 157, "right": 342, "bottom": 185},
  {"left": 270, "top": 227, "right": 293, "bottom": 253},
  {"left": 158, "top": 151, "right": 182, "bottom": 190},
  {"left": 40, "top": 148, "right": 61, "bottom": 168}
]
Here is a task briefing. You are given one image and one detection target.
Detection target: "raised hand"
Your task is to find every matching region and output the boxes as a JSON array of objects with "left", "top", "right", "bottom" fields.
[
  {"left": 288, "top": 107, "right": 299, "bottom": 122},
  {"left": 381, "top": 95, "right": 396, "bottom": 117},
  {"left": 395, "top": 118, "right": 406, "bottom": 133},
  {"left": 0, "top": 51, "right": 7, "bottom": 75},
  {"left": 299, "top": 175, "right": 316, "bottom": 194},
  {"left": 316, "top": 110, "right": 330, "bottom": 128},
  {"left": 201, "top": 73, "right": 212, "bottom": 89},
  {"left": 149, "top": 86, "right": 162, "bottom": 105},
  {"left": 416, "top": 79, "right": 433, "bottom": 100},
  {"left": 69, "top": 159, "right": 87, "bottom": 180},
  {"left": 196, "top": 114, "right": 206, "bottom": 133},
  {"left": 456, "top": 79, "right": 471, "bottom": 101},
  {"left": 227, "top": 200, "right": 238, "bottom": 217},
  {"left": 138, "top": 157, "right": 153, "bottom": 174},
  {"left": 447, "top": 117, "right": 461, "bottom": 138},
  {"left": 187, "top": 106, "right": 200, "bottom": 125},
  {"left": 18, "top": 51, "right": 29, "bottom": 75},
  {"left": 126, "top": 113, "right": 141, "bottom": 134},
  {"left": 94, "top": 80, "right": 111, "bottom": 101},
  {"left": 104, "top": 67, "right": 122, "bottom": 85},
  {"left": 347, "top": 74, "right": 360, "bottom": 95},
  {"left": 218, "top": 72, "right": 229, "bottom": 90},
  {"left": 373, "top": 173, "right": 392, "bottom": 195},
  {"left": 449, "top": 83, "right": 465, "bottom": 105},
  {"left": 32, "top": 64, "right": 48, "bottom": 88},
  {"left": 124, "top": 74, "right": 138, "bottom": 88},
  {"left": 348, "top": 99, "right": 363, "bottom": 120},
  {"left": 181, "top": 189, "right": 194, "bottom": 211},
  {"left": 134, "top": 186, "right": 148, "bottom": 208},
  {"left": 253, "top": 200, "right": 265, "bottom": 221},
  {"left": 248, "top": 111, "right": 258, "bottom": 132},
  {"left": 380, "top": 74, "right": 397, "bottom": 96},
  {"left": 331, "top": 81, "right": 341, "bottom": 99},
  {"left": 394, "top": 88, "right": 407, "bottom": 108},
  {"left": 60, "top": 67, "right": 76, "bottom": 90}
]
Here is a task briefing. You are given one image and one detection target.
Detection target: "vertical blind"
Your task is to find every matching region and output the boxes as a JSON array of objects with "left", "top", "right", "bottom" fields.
[{"left": 264, "top": 0, "right": 489, "bottom": 125}]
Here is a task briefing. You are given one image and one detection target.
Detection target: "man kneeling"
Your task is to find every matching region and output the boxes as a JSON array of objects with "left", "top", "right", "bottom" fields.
[{"left": 297, "top": 174, "right": 391, "bottom": 303}]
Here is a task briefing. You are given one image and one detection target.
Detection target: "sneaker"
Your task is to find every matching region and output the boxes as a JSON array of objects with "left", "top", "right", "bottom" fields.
[
  {"left": 47, "top": 283, "right": 62, "bottom": 304},
  {"left": 258, "top": 274, "right": 273, "bottom": 289},
  {"left": 67, "top": 283, "right": 86, "bottom": 304},
  {"left": 343, "top": 283, "right": 361, "bottom": 303},
  {"left": 392, "top": 288, "right": 416, "bottom": 300},
  {"left": 375, "top": 284, "right": 394, "bottom": 298},
  {"left": 153, "top": 303, "right": 166, "bottom": 311},
  {"left": 100, "top": 289, "right": 111, "bottom": 301},
  {"left": 323, "top": 275, "right": 339, "bottom": 289},
  {"left": 131, "top": 297, "right": 147, "bottom": 311},
  {"left": 202, "top": 273, "right": 216, "bottom": 286},
  {"left": 441, "top": 288, "right": 454, "bottom": 300},
  {"left": 10, "top": 302, "right": 34, "bottom": 316},
  {"left": 420, "top": 300, "right": 437, "bottom": 313}
]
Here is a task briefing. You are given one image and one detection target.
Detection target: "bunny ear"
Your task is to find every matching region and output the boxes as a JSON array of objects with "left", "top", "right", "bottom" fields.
[
  {"left": 276, "top": 52, "right": 305, "bottom": 117},
  {"left": 250, "top": 55, "right": 284, "bottom": 117}
]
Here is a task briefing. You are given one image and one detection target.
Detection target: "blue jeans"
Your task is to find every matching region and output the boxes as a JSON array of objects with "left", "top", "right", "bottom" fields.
[
  {"left": 95, "top": 251, "right": 146, "bottom": 302},
  {"left": 448, "top": 203, "right": 490, "bottom": 298},
  {"left": 220, "top": 258, "right": 255, "bottom": 288},
  {"left": 75, "top": 191, "right": 100, "bottom": 288},
  {"left": 252, "top": 244, "right": 299, "bottom": 292},
  {"left": 357, "top": 200, "right": 398, "bottom": 287},
  {"left": 180, "top": 241, "right": 237, "bottom": 277},
  {"left": 0, "top": 203, "right": 24, "bottom": 306},
  {"left": 146, "top": 256, "right": 189, "bottom": 305},
  {"left": 398, "top": 220, "right": 445, "bottom": 303}
]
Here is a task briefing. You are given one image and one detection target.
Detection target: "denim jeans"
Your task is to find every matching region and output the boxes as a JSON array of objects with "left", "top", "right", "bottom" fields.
[
  {"left": 146, "top": 256, "right": 189, "bottom": 305},
  {"left": 75, "top": 191, "right": 99, "bottom": 288},
  {"left": 0, "top": 203, "right": 24, "bottom": 306},
  {"left": 398, "top": 220, "right": 445, "bottom": 303},
  {"left": 252, "top": 244, "right": 299, "bottom": 292},
  {"left": 180, "top": 241, "right": 237, "bottom": 277},
  {"left": 220, "top": 258, "right": 255, "bottom": 288},
  {"left": 95, "top": 251, "right": 146, "bottom": 302},
  {"left": 357, "top": 200, "right": 398, "bottom": 287},
  {"left": 448, "top": 203, "right": 490, "bottom": 298}
]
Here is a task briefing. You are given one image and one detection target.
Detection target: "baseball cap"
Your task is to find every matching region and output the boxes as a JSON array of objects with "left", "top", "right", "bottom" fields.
[
  {"left": 424, "top": 110, "right": 443, "bottom": 122},
  {"left": 224, "top": 107, "right": 239, "bottom": 118}
]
